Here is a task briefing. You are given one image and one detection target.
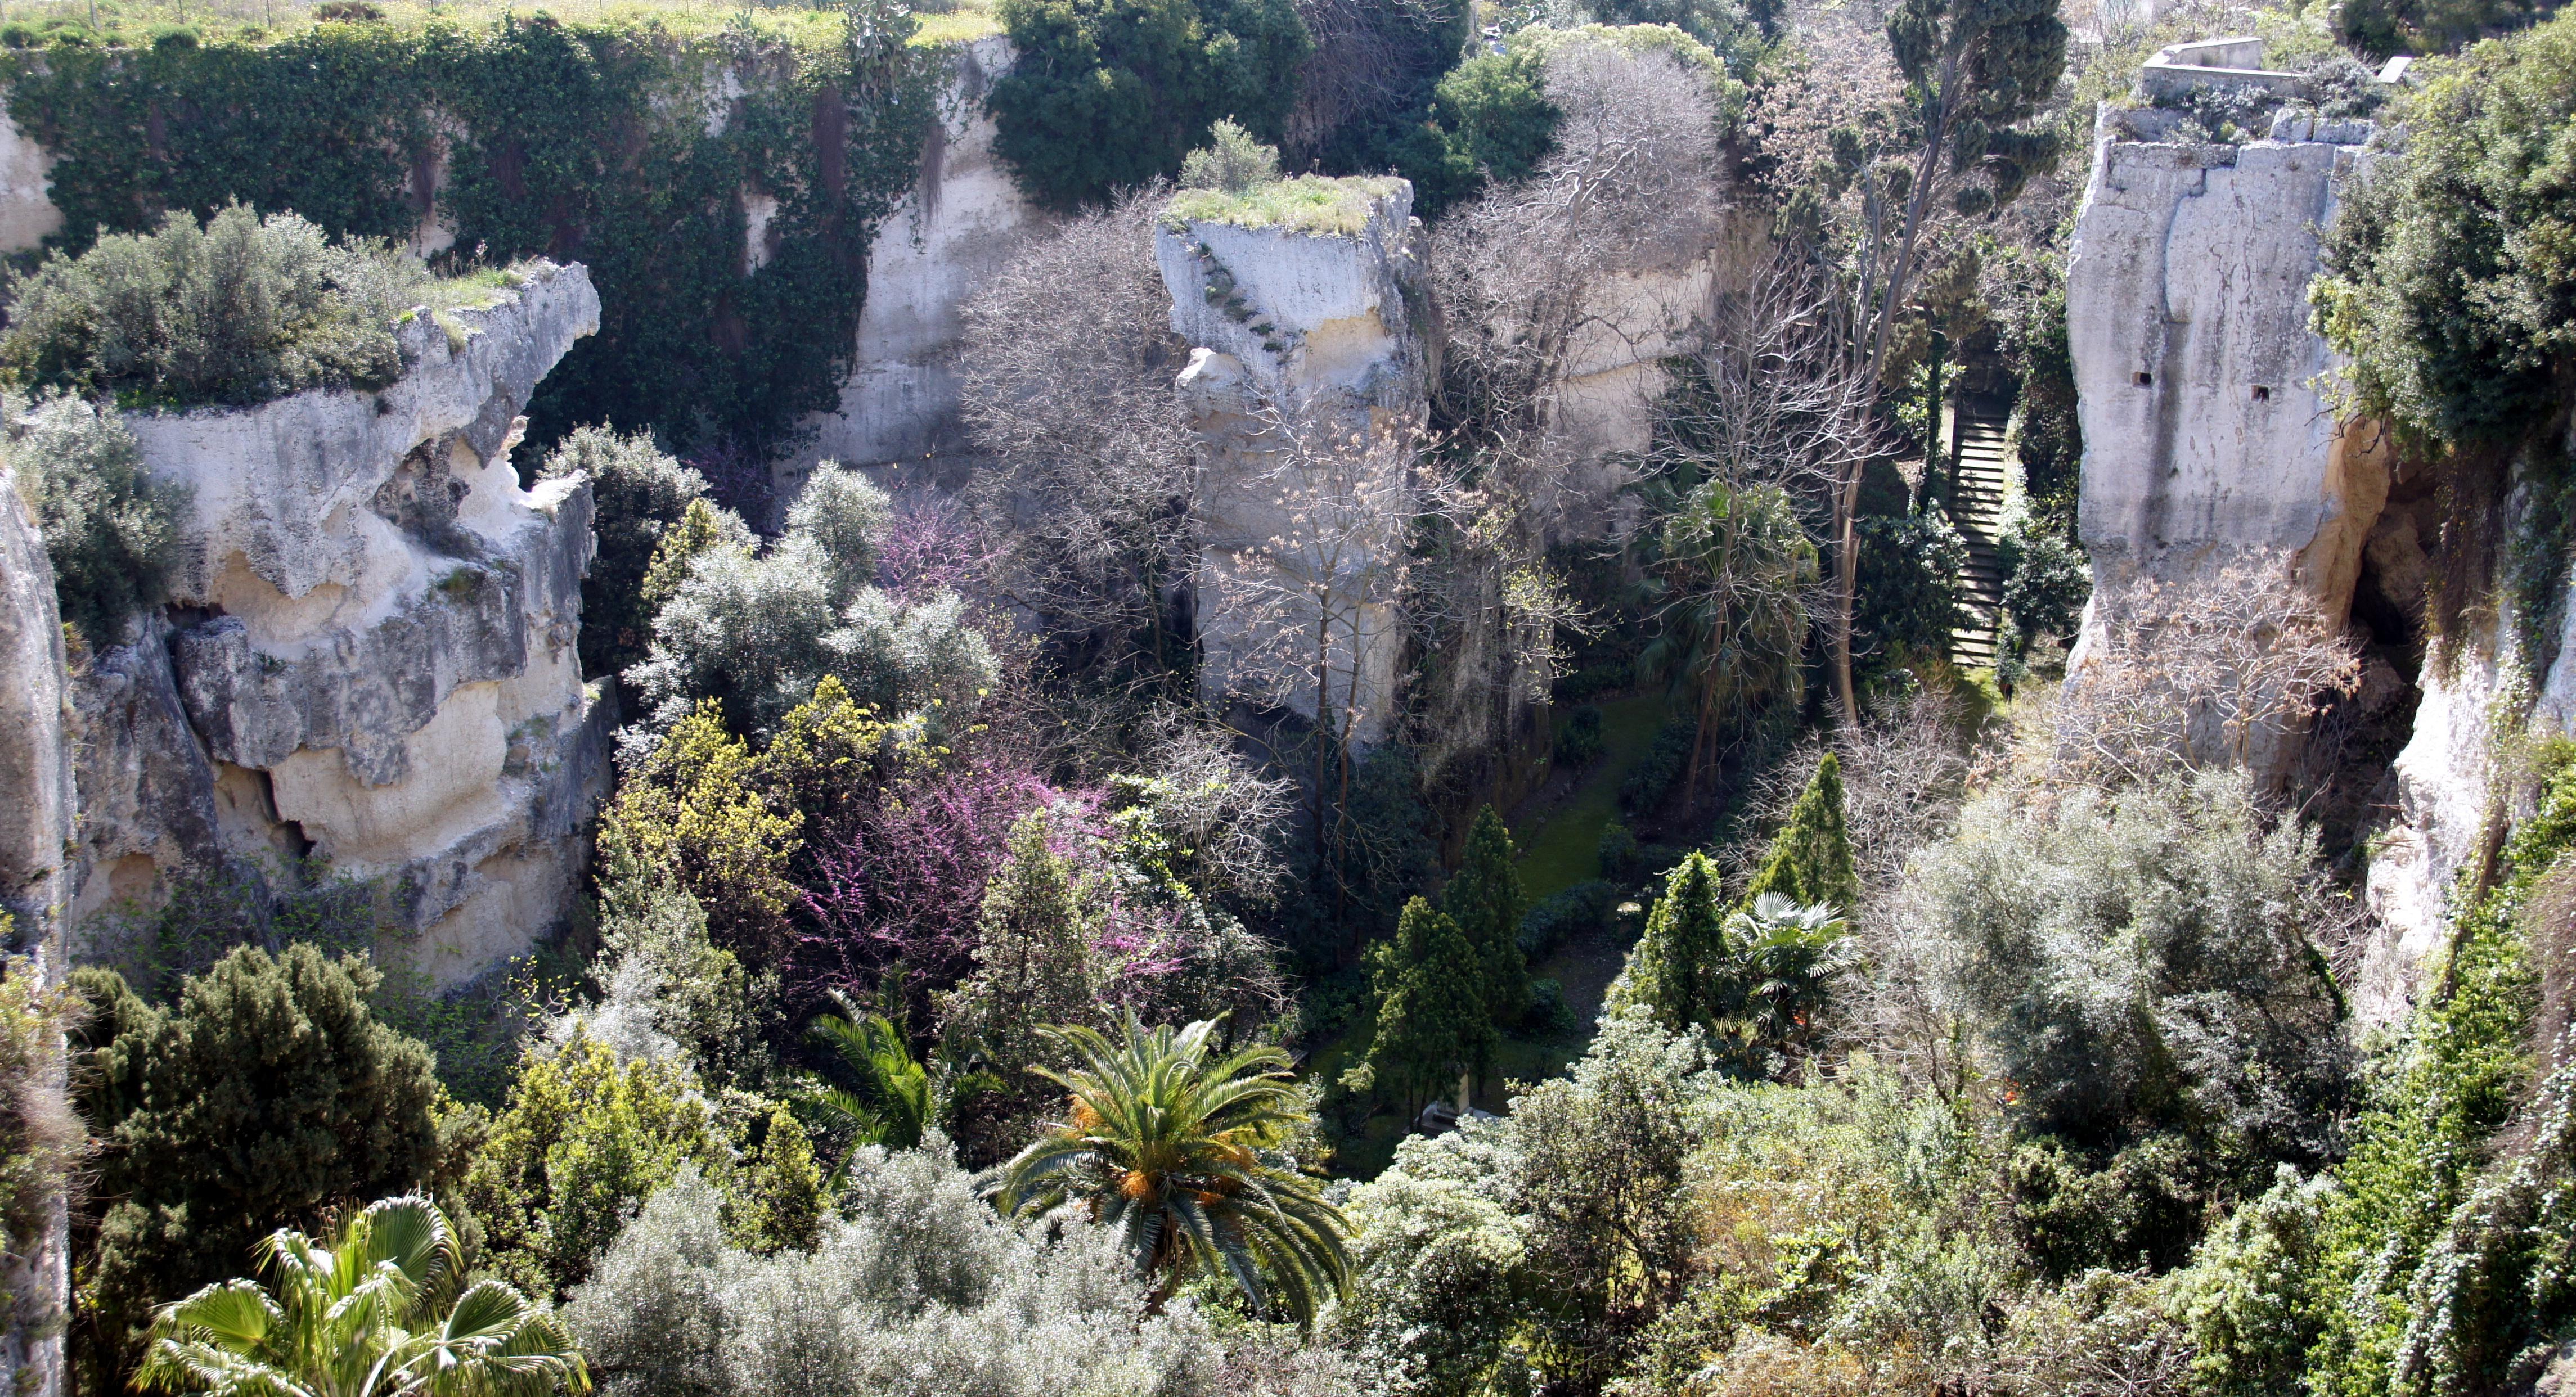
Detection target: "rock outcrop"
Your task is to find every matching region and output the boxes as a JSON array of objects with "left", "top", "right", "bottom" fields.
[
  {"left": 0, "top": 458, "right": 70, "bottom": 1397},
  {"left": 1155, "top": 180, "right": 1432, "bottom": 747},
  {"left": 69, "top": 263, "right": 613, "bottom": 988},
  {"left": 2066, "top": 98, "right": 2390, "bottom": 625},
  {"left": 800, "top": 35, "right": 1040, "bottom": 478}
]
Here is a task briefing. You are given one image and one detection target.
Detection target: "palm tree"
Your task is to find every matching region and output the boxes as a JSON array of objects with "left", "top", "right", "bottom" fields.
[
  {"left": 137, "top": 1195, "right": 588, "bottom": 1397},
  {"left": 1639, "top": 480, "right": 1817, "bottom": 801},
  {"left": 1714, "top": 894, "right": 1854, "bottom": 1078},
  {"left": 797, "top": 985, "right": 933, "bottom": 1152},
  {"left": 994, "top": 1014, "right": 1351, "bottom": 1324}
]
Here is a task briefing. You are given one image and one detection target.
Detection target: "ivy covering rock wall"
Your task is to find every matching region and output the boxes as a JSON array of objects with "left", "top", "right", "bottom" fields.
[{"left": 2, "top": 6, "right": 941, "bottom": 459}]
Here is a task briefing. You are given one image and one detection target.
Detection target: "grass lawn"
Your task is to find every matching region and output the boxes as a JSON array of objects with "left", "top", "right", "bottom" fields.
[{"left": 1509, "top": 692, "right": 1669, "bottom": 900}]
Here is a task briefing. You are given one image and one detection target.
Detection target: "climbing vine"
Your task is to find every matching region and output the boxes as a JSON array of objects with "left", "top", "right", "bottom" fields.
[{"left": 2, "top": 4, "right": 942, "bottom": 460}]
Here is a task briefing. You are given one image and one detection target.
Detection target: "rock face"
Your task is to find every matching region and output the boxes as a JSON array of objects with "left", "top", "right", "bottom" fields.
[
  {"left": 798, "top": 35, "right": 1041, "bottom": 477},
  {"left": 0, "top": 459, "right": 70, "bottom": 1397},
  {"left": 69, "top": 263, "right": 614, "bottom": 988},
  {"left": 1155, "top": 182, "right": 1432, "bottom": 746},
  {"left": 2066, "top": 100, "right": 2390, "bottom": 623},
  {"left": 2361, "top": 443, "right": 2576, "bottom": 1023}
]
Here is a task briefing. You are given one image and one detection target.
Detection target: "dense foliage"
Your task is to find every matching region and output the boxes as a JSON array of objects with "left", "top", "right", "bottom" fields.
[
  {"left": 1, "top": 390, "right": 177, "bottom": 647},
  {"left": 988, "top": 0, "right": 1312, "bottom": 209},
  {"left": 1, "top": 204, "right": 496, "bottom": 408},
  {"left": 136, "top": 1195, "right": 587, "bottom": 1397},
  {"left": 3, "top": 8, "right": 940, "bottom": 456},
  {"left": 2315, "top": 8, "right": 2576, "bottom": 448},
  {"left": 69, "top": 947, "right": 454, "bottom": 1388},
  {"left": 542, "top": 427, "right": 714, "bottom": 682}
]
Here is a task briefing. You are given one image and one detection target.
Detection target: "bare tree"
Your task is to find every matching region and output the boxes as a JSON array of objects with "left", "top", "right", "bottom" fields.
[
  {"left": 2048, "top": 556, "right": 2363, "bottom": 790},
  {"left": 1759, "top": 0, "right": 2066, "bottom": 719},
  {"left": 1432, "top": 35, "right": 1732, "bottom": 445},
  {"left": 1126, "top": 705, "right": 1296, "bottom": 909},
  {"left": 1647, "top": 246, "right": 1883, "bottom": 519},
  {"left": 957, "top": 187, "right": 1195, "bottom": 690}
]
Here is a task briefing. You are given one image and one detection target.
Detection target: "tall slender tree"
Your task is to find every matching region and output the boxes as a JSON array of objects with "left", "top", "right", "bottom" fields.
[
  {"left": 1367, "top": 897, "right": 1495, "bottom": 1114},
  {"left": 1617, "top": 852, "right": 1731, "bottom": 1034},
  {"left": 1743, "top": 751, "right": 1859, "bottom": 913},
  {"left": 1443, "top": 805, "right": 1531, "bottom": 1028}
]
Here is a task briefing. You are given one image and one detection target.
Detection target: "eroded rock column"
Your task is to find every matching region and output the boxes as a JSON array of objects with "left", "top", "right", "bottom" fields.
[
  {"left": 73, "top": 263, "right": 614, "bottom": 987},
  {"left": 1155, "top": 182, "right": 1432, "bottom": 748}
]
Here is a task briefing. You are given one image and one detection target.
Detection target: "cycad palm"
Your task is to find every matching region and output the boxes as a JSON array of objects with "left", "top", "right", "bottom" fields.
[
  {"left": 797, "top": 988, "right": 932, "bottom": 1152},
  {"left": 137, "top": 1195, "right": 588, "bottom": 1397},
  {"left": 995, "top": 1014, "right": 1350, "bottom": 1323}
]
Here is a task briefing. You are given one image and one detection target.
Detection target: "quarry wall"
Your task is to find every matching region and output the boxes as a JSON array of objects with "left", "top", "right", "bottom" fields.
[
  {"left": 0, "top": 457, "right": 68, "bottom": 1397},
  {"left": 63, "top": 263, "right": 612, "bottom": 989},
  {"left": 2066, "top": 101, "right": 2389, "bottom": 623},
  {"left": 0, "top": 39, "right": 1044, "bottom": 487},
  {"left": 1156, "top": 183, "right": 1432, "bottom": 747},
  {"left": 798, "top": 35, "right": 1041, "bottom": 476}
]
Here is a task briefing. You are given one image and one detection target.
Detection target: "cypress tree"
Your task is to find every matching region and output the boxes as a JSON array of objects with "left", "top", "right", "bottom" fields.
[
  {"left": 1619, "top": 851, "right": 1733, "bottom": 1033},
  {"left": 1443, "top": 804, "right": 1531, "bottom": 1028},
  {"left": 1744, "top": 752, "right": 1859, "bottom": 913},
  {"left": 1368, "top": 897, "right": 1495, "bottom": 1112}
]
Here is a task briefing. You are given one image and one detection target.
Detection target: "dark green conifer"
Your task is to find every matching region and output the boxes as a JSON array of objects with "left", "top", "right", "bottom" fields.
[
  {"left": 1744, "top": 751, "right": 1859, "bottom": 912},
  {"left": 1443, "top": 804, "right": 1531, "bottom": 1028},
  {"left": 70, "top": 945, "right": 447, "bottom": 1386},
  {"left": 1367, "top": 897, "right": 1495, "bottom": 1112},
  {"left": 1622, "top": 851, "right": 1732, "bottom": 1033}
]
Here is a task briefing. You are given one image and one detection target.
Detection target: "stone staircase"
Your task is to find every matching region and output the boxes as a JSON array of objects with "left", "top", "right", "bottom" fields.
[{"left": 1946, "top": 400, "right": 2011, "bottom": 668}]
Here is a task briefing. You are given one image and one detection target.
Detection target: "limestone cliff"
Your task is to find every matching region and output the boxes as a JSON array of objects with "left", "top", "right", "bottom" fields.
[
  {"left": 69, "top": 263, "right": 613, "bottom": 988},
  {"left": 0, "top": 457, "right": 69, "bottom": 1397},
  {"left": 801, "top": 35, "right": 1041, "bottom": 478},
  {"left": 2066, "top": 101, "right": 2389, "bottom": 623},
  {"left": 1154, "top": 181, "right": 1431, "bottom": 748}
]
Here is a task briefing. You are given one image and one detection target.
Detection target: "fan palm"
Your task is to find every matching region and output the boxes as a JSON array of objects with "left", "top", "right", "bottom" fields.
[
  {"left": 994, "top": 1014, "right": 1351, "bottom": 1324},
  {"left": 136, "top": 1195, "right": 588, "bottom": 1397},
  {"left": 1639, "top": 480, "right": 1817, "bottom": 800},
  {"left": 797, "top": 986, "right": 933, "bottom": 1152},
  {"left": 1714, "top": 893, "right": 1853, "bottom": 1077}
]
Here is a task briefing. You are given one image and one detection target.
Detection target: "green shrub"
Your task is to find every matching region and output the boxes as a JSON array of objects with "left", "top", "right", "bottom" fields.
[
  {"left": 1518, "top": 878, "right": 1617, "bottom": 957},
  {"left": 987, "top": 0, "right": 1311, "bottom": 210},
  {"left": 1853, "top": 506, "right": 1968, "bottom": 674},
  {"left": 1914, "top": 772, "right": 2350, "bottom": 1169},
  {"left": 1177, "top": 115, "right": 1280, "bottom": 192},
  {"left": 1619, "top": 716, "right": 1694, "bottom": 814},
  {"left": 2314, "top": 10, "right": 2576, "bottom": 447},
  {"left": 1, "top": 390, "right": 177, "bottom": 647},
  {"left": 1741, "top": 750, "right": 1858, "bottom": 913},
  {"left": 1376, "top": 46, "right": 1559, "bottom": 220},
  {"left": 0, "top": 204, "right": 465, "bottom": 407},
  {"left": 462, "top": 1027, "right": 732, "bottom": 1298},
  {"left": 1553, "top": 702, "right": 1605, "bottom": 768},
  {"left": 2337, "top": 0, "right": 2561, "bottom": 56},
  {"left": 538, "top": 426, "right": 712, "bottom": 681},
  {"left": 68, "top": 945, "right": 452, "bottom": 1387}
]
